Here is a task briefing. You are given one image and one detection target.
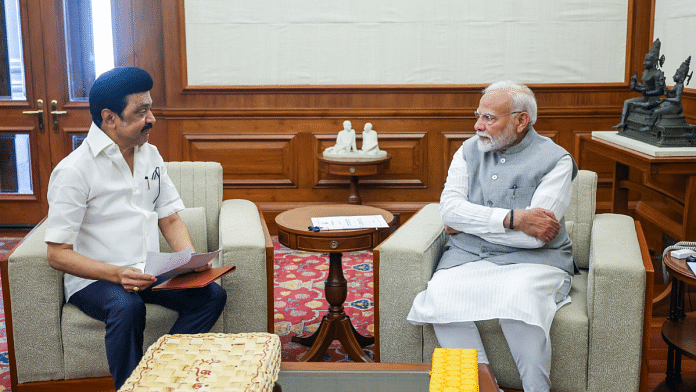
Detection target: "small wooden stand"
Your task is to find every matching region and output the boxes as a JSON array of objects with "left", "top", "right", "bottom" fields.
[
  {"left": 659, "top": 253, "right": 696, "bottom": 391},
  {"left": 317, "top": 153, "right": 391, "bottom": 205}
]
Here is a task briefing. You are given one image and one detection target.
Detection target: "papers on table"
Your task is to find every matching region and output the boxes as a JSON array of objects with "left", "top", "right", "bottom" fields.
[
  {"left": 144, "top": 248, "right": 222, "bottom": 277},
  {"left": 670, "top": 249, "right": 696, "bottom": 275},
  {"left": 310, "top": 214, "right": 390, "bottom": 231},
  {"left": 688, "top": 261, "right": 696, "bottom": 275}
]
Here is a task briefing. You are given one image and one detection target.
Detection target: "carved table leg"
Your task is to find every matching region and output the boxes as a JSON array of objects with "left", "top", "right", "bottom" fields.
[
  {"left": 292, "top": 252, "right": 374, "bottom": 362},
  {"left": 348, "top": 176, "right": 361, "bottom": 205}
]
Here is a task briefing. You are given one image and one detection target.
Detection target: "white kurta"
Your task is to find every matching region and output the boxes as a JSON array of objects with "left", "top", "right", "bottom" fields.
[{"left": 407, "top": 144, "right": 574, "bottom": 336}]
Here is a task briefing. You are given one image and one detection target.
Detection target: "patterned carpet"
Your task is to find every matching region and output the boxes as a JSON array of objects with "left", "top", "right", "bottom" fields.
[
  {"left": 0, "top": 237, "right": 15, "bottom": 392},
  {"left": 273, "top": 237, "right": 375, "bottom": 362},
  {"left": 0, "top": 236, "right": 374, "bottom": 390}
]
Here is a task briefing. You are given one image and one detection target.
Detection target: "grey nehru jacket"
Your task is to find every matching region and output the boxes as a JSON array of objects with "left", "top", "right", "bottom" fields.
[{"left": 437, "top": 127, "right": 579, "bottom": 275}]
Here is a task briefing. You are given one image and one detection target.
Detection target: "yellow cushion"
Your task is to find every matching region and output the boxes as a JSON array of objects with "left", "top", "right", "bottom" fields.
[{"left": 429, "top": 348, "right": 479, "bottom": 392}]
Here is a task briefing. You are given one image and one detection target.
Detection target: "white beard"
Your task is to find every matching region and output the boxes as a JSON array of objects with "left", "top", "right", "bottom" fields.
[{"left": 476, "top": 122, "right": 517, "bottom": 152}]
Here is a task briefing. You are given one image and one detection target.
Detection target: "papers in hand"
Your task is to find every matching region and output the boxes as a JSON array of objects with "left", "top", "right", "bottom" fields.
[
  {"left": 310, "top": 214, "right": 390, "bottom": 231},
  {"left": 144, "top": 248, "right": 222, "bottom": 277}
]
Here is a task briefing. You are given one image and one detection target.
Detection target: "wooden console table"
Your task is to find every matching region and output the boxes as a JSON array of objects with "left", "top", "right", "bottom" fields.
[
  {"left": 578, "top": 134, "right": 696, "bottom": 250},
  {"left": 317, "top": 153, "right": 391, "bottom": 205}
]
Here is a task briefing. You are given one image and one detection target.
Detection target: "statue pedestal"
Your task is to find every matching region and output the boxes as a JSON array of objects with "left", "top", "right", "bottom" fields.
[
  {"left": 618, "top": 110, "right": 696, "bottom": 147},
  {"left": 322, "top": 151, "right": 388, "bottom": 159},
  {"left": 592, "top": 131, "right": 696, "bottom": 157}
]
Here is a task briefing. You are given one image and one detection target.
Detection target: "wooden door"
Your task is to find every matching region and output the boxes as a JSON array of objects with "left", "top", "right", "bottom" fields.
[
  {"left": 0, "top": 0, "right": 124, "bottom": 226},
  {"left": 0, "top": 0, "right": 52, "bottom": 225}
]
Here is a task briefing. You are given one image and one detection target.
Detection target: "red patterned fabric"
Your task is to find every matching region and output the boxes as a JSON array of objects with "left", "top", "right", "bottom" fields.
[
  {"left": 273, "top": 237, "right": 375, "bottom": 362},
  {"left": 0, "top": 237, "right": 13, "bottom": 391}
]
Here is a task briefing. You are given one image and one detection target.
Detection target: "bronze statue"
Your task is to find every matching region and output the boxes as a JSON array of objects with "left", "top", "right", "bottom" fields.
[
  {"left": 613, "top": 39, "right": 666, "bottom": 130},
  {"left": 614, "top": 39, "right": 696, "bottom": 147},
  {"left": 642, "top": 56, "right": 692, "bottom": 132}
]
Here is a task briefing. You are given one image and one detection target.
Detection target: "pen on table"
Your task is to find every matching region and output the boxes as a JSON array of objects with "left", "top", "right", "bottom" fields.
[{"left": 145, "top": 176, "right": 150, "bottom": 190}]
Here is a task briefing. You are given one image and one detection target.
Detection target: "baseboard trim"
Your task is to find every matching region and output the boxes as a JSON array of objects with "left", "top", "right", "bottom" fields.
[
  {"left": 0, "top": 224, "right": 36, "bottom": 231},
  {"left": 14, "top": 377, "right": 115, "bottom": 392}
]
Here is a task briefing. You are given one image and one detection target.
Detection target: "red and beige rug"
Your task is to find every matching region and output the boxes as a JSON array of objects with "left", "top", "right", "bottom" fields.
[
  {"left": 273, "top": 237, "right": 375, "bottom": 362},
  {"left": 0, "top": 236, "right": 374, "bottom": 390},
  {"left": 0, "top": 237, "right": 13, "bottom": 391}
]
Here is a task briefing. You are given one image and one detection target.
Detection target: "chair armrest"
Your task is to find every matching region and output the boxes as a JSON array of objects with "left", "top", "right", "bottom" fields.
[
  {"left": 374, "top": 203, "right": 447, "bottom": 362},
  {"left": 5, "top": 221, "right": 66, "bottom": 382},
  {"left": 219, "top": 199, "right": 270, "bottom": 334},
  {"left": 587, "top": 213, "right": 646, "bottom": 392}
]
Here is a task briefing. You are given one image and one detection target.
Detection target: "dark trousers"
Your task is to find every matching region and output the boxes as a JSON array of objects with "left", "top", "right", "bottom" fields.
[{"left": 69, "top": 277, "right": 227, "bottom": 390}]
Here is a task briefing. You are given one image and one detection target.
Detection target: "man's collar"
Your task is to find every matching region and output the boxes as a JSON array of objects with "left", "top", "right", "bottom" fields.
[
  {"left": 502, "top": 127, "right": 537, "bottom": 155},
  {"left": 84, "top": 123, "right": 118, "bottom": 157}
]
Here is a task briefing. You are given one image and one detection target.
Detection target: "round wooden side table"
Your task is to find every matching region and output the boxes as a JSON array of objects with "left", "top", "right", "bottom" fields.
[
  {"left": 317, "top": 153, "right": 391, "bottom": 205},
  {"left": 659, "top": 253, "right": 696, "bottom": 391},
  {"left": 275, "top": 204, "right": 394, "bottom": 362}
]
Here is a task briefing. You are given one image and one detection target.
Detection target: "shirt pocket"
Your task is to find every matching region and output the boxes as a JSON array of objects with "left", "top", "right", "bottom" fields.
[
  {"left": 506, "top": 186, "right": 535, "bottom": 209},
  {"left": 144, "top": 168, "right": 162, "bottom": 206}
]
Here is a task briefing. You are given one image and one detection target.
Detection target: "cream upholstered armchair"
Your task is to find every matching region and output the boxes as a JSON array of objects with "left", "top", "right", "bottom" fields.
[
  {"left": 374, "top": 170, "right": 653, "bottom": 392},
  {"left": 2, "top": 161, "right": 273, "bottom": 390}
]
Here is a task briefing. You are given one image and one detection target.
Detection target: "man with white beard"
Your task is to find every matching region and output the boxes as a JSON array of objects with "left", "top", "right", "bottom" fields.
[{"left": 407, "top": 81, "right": 578, "bottom": 392}]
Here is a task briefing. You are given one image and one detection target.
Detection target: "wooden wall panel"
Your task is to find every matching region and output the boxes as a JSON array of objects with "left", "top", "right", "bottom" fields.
[{"left": 182, "top": 133, "right": 298, "bottom": 188}]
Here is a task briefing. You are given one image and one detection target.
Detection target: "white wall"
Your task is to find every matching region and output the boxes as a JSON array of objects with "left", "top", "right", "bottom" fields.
[
  {"left": 184, "top": 0, "right": 628, "bottom": 86},
  {"left": 653, "top": 0, "right": 696, "bottom": 91}
]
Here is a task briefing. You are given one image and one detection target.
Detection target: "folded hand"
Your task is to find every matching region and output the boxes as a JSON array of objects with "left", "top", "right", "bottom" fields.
[{"left": 515, "top": 208, "right": 561, "bottom": 243}]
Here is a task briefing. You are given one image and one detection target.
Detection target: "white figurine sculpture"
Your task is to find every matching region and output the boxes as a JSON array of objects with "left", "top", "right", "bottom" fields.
[
  {"left": 323, "top": 120, "right": 357, "bottom": 156},
  {"left": 323, "top": 120, "right": 386, "bottom": 158},
  {"left": 359, "top": 123, "right": 386, "bottom": 157}
]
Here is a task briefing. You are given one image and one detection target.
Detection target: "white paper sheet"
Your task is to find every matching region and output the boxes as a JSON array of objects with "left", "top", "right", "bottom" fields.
[
  {"left": 688, "top": 261, "right": 696, "bottom": 275},
  {"left": 311, "top": 215, "right": 389, "bottom": 230},
  {"left": 144, "top": 248, "right": 222, "bottom": 277}
]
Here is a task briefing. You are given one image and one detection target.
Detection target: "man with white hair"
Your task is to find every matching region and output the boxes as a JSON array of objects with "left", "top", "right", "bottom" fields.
[{"left": 408, "top": 81, "right": 578, "bottom": 392}]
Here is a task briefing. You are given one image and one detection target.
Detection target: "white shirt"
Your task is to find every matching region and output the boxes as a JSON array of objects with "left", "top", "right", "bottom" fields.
[
  {"left": 45, "top": 123, "right": 185, "bottom": 301},
  {"left": 439, "top": 144, "right": 574, "bottom": 249}
]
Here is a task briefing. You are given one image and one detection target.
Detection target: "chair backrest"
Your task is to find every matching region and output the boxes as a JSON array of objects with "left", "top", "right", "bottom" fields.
[
  {"left": 164, "top": 161, "right": 223, "bottom": 252},
  {"left": 564, "top": 169, "right": 598, "bottom": 269}
]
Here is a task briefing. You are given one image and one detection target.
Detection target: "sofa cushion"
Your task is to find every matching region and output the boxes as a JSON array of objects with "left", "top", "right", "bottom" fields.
[
  {"left": 61, "top": 303, "right": 178, "bottom": 380},
  {"left": 564, "top": 170, "right": 597, "bottom": 269},
  {"left": 159, "top": 207, "right": 208, "bottom": 254},
  {"left": 476, "top": 270, "right": 589, "bottom": 391}
]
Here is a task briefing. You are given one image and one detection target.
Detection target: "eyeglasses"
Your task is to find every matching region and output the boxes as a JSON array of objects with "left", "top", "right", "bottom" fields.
[{"left": 474, "top": 110, "right": 522, "bottom": 124}]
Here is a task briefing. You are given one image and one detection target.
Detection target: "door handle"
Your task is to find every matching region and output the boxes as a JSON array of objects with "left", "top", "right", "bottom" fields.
[
  {"left": 51, "top": 100, "right": 67, "bottom": 134},
  {"left": 22, "top": 99, "right": 44, "bottom": 133}
]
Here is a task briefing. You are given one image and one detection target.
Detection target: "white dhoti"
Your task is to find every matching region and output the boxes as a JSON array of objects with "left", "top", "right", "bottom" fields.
[
  {"left": 407, "top": 260, "right": 572, "bottom": 392},
  {"left": 408, "top": 260, "right": 571, "bottom": 333}
]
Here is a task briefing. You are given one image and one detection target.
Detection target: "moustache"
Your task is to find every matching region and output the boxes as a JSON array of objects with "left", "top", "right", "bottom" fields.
[{"left": 141, "top": 123, "right": 153, "bottom": 133}]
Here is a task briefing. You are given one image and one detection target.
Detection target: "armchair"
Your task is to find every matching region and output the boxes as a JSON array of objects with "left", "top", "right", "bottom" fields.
[
  {"left": 1, "top": 161, "right": 273, "bottom": 391},
  {"left": 374, "top": 170, "right": 653, "bottom": 391}
]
